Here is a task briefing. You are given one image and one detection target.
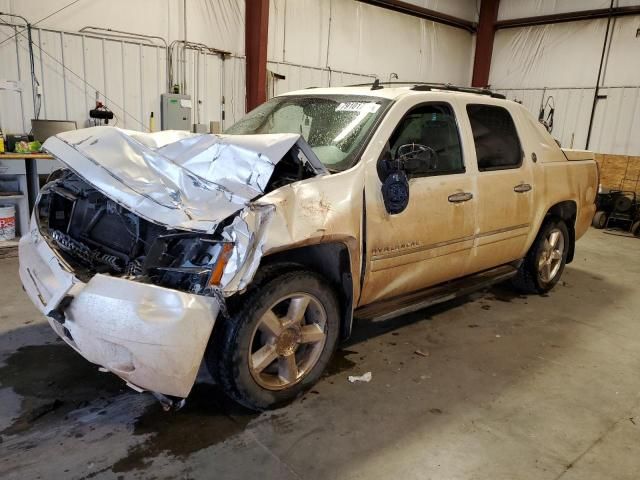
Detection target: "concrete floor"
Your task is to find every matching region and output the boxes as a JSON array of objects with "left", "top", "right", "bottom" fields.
[{"left": 1, "top": 228, "right": 639, "bottom": 480}]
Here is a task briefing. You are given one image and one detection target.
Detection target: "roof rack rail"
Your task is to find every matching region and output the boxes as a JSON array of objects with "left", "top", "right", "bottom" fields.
[
  {"left": 410, "top": 83, "right": 507, "bottom": 99},
  {"left": 345, "top": 81, "right": 507, "bottom": 99}
]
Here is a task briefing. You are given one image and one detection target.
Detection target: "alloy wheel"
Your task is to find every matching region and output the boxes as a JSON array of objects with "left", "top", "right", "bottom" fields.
[
  {"left": 248, "top": 293, "right": 327, "bottom": 390},
  {"left": 538, "top": 228, "right": 565, "bottom": 283}
]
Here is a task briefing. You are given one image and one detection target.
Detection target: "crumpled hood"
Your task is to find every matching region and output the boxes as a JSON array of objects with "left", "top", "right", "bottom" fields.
[{"left": 43, "top": 126, "right": 327, "bottom": 232}]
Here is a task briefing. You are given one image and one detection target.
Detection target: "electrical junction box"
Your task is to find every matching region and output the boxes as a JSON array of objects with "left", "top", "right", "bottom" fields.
[{"left": 161, "top": 93, "right": 192, "bottom": 130}]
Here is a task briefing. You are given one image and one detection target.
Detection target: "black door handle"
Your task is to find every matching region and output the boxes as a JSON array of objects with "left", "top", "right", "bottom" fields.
[
  {"left": 514, "top": 183, "right": 532, "bottom": 193},
  {"left": 448, "top": 192, "right": 473, "bottom": 203}
]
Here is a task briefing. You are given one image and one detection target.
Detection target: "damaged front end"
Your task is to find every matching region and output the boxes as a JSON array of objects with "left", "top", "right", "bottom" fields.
[
  {"left": 20, "top": 190, "right": 224, "bottom": 400},
  {"left": 18, "top": 127, "right": 326, "bottom": 400},
  {"left": 37, "top": 171, "right": 238, "bottom": 303}
]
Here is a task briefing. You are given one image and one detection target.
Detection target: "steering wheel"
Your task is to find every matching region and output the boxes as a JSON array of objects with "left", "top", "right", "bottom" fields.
[{"left": 397, "top": 143, "right": 439, "bottom": 171}]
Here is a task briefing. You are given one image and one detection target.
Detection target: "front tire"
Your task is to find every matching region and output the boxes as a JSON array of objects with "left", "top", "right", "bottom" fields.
[
  {"left": 207, "top": 268, "right": 340, "bottom": 410},
  {"left": 512, "top": 218, "right": 570, "bottom": 294}
]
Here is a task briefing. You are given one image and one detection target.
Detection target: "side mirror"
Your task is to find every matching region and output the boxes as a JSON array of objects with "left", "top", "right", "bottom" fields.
[
  {"left": 381, "top": 169, "right": 409, "bottom": 215},
  {"left": 378, "top": 143, "right": 434, "bottom": 214}
]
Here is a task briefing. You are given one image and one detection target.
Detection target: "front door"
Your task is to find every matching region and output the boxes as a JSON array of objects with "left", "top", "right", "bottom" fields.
[{"left": 360, "top": 100, "right": 476, "bottom": 306}]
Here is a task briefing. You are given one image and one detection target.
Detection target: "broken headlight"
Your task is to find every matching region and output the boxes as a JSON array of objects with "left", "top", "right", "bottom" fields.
[{"left": 143, "top": 233, "right": 234, "bottom": 294}]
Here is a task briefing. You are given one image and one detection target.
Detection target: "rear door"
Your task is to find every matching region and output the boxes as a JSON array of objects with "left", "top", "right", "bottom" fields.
[{"left": 462, "top": 102, "right": 535, "bottom": 273}]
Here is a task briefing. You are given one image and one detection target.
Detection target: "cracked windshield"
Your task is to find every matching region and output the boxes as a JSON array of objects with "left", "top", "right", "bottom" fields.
[{"left": 225, "top": 95, "right": 390, "bottom": 171}]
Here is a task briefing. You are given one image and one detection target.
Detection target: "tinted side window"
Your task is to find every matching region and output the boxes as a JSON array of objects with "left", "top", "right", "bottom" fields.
[
  {"left": 387, "top": 103, "right": 464, "bottom": 176},
  {"left": 466, "top": 104, "right": 522, "bottom": 171}
]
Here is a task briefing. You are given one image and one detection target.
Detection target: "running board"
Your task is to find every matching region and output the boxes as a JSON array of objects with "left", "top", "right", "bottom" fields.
[{"left": 354, "top": 264, "right": 518, "bottom": 322}]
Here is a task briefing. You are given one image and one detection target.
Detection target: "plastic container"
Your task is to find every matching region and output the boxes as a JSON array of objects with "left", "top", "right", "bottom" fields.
[{"left": 0, "top": 204, "right": 16, "bottom": 241}]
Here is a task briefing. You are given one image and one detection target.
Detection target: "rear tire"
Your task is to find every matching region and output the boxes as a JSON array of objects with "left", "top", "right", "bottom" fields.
[
  {"left": 632, "top": 221, "right": 640, "bottom": 238},
  {"left": 592, "top": 210, "right": 608, "bottom": 229},
  {"left": 207, "top": 268, "right": 340, "bottom": 411},
  {"left": 512, "top": 218, "right": 570, "bottom": 294}
]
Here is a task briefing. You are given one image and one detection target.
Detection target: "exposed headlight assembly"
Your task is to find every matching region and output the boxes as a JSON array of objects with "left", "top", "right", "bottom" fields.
[{"left": 143, "top": 233, "right": 235, "bottom": 294}]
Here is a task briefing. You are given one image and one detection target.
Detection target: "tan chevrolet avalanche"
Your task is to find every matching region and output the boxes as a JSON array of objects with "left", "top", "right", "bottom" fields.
[{"left": 19, "top": 83, "right": 598, "bottom": 410}]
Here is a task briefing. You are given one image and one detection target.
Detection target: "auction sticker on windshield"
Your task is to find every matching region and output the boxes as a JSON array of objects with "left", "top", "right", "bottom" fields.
[{"left": 336, "top": 102, "right": 381, "bottom": 113}]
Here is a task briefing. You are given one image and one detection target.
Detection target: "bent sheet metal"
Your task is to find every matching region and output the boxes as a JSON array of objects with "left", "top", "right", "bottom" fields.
[
  {"left": 16, "top": 127, "right": 328, "bottom": 399},
  {"left": 43, "top": 127, "right": 327, "bottom": 232}
]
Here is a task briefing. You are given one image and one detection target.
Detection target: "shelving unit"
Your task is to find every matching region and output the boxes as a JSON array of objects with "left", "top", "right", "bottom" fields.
[{"left": 0, "top": 157, "right": 30, "bottom": 251}]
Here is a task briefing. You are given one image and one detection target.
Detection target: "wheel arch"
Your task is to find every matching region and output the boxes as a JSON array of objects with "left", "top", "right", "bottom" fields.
[
  {"left": 545, "top": 200, "right": 577, "bottom": 263},
  {"left": 260, "top": 242, "right": 355, "bottom": 340}
]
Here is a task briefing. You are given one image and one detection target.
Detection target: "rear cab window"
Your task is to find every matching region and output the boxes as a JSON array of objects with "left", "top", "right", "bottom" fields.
[{"left": 466, "top": 104, "right": 523, "bottom": 171}]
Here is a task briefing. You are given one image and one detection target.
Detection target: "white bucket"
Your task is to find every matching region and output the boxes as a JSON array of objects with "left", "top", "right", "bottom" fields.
[{"left": 0, "top": 204, "right": 16, "bottom": 241}]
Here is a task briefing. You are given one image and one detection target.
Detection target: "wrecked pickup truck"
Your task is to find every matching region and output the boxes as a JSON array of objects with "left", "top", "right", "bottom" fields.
[{"left": 19, "top": 84, "right": 598, "bottom": 410}]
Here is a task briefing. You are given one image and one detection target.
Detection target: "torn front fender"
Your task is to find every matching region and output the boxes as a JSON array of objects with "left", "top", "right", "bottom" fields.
[
  {"left": 220, "top": 203, "right": 276, "bottom": 295},
  {"left": 214, "top": 169, "right": 364, "bottom": 300}
]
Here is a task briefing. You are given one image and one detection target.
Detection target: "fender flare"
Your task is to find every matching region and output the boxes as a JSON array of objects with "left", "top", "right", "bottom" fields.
[{"left": 261, "top": 242, "right": 355, "bottom": 340}]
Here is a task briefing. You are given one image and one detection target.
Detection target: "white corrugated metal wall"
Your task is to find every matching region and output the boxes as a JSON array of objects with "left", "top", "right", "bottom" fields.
[
  {"left": 497, "top": 0, "right": 640, "bottom": 20},
  {"left": 267, "top": 0, "right": 477, "bottom": 95},
  {"left": 489, "top": 1, "right": 640, "bottom": 155},
  {"left": 0, "top": 25, "right": 167, "bottom": 133},
  {"left": 0, "top": 23, "right": 246, "bottom": 135},
  {"left": 403, "top": 0, "right": 478, "bottom": 20},
  {"left": 176, "top": 47, "right": 246, "bottom": 130},
  {"left": 492, "top": 86, "right": 640, "bottom": 154},
  {"left": 0, "top": 0, "right": 477, "bottom": 136},
  {"left": 4, "top": 0, "right": 637, "bottom": 154},
  {"left": 266, "top": 61, "right": 376, "bottom": 98},
  {"left": 0, "top": 0, "right": 245, "bottom": 137},
  {"left": 0, "top": 0, "right": 245, "bottom": 54}
]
